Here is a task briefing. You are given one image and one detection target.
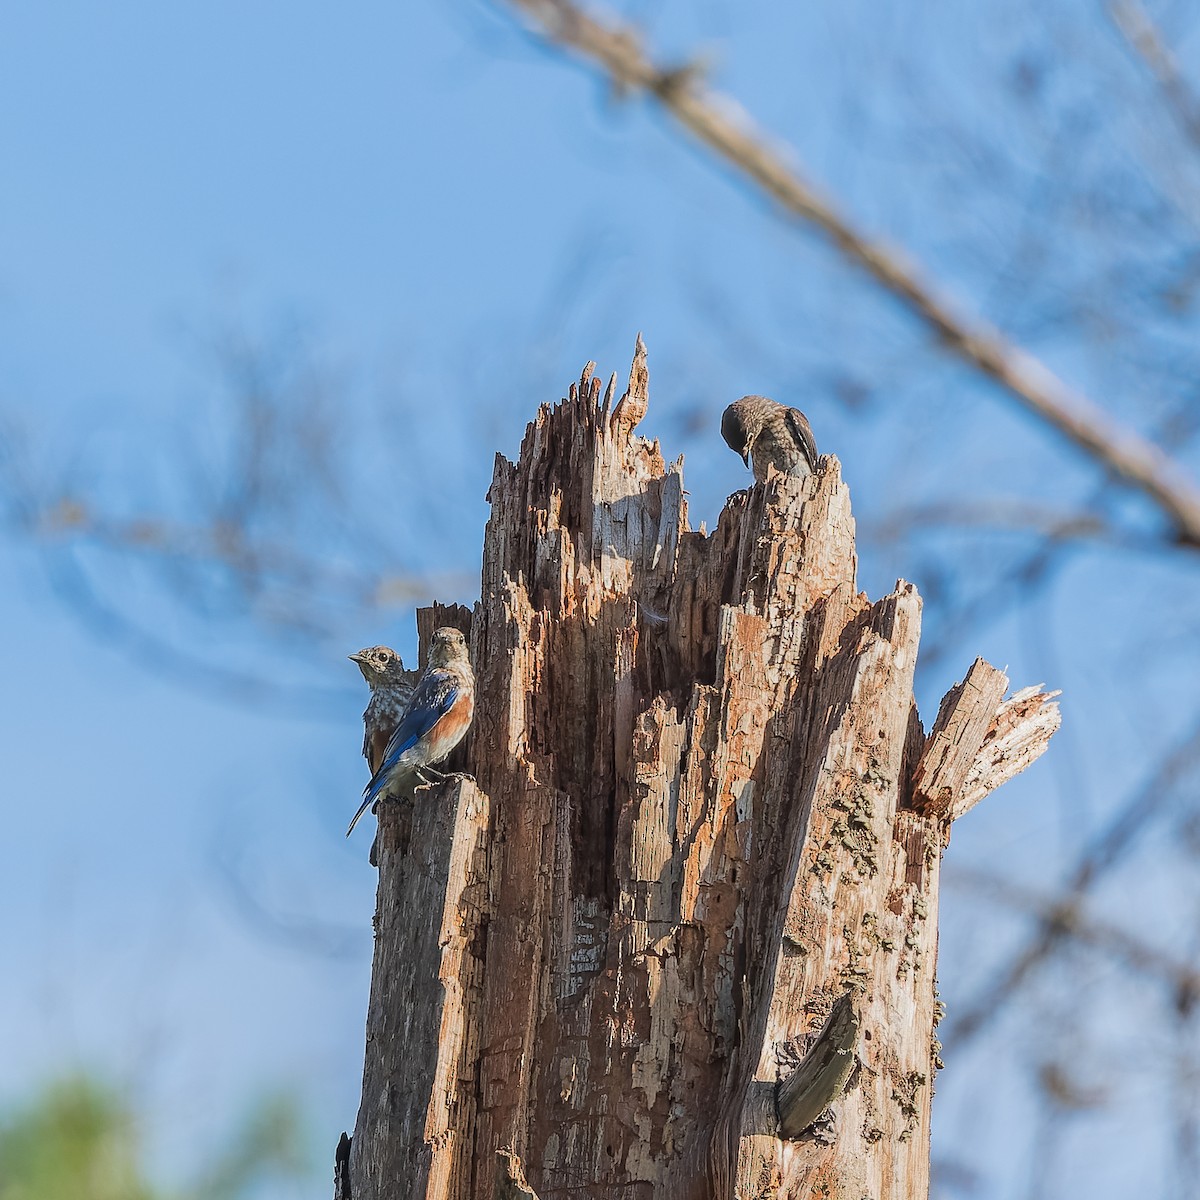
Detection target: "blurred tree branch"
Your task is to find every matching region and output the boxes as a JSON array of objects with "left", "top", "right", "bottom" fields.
[
  {"left": 0, "top": 323, "right": 474, "bottom": 701},
  {"left": 26, "top": 498, "right": 447, "bottom": 622},
  {"left": 946, "top": 864, "right": 1200, "bottom": 1010},
  {"left": 1110, "top": 0, "right": 1200, "bottom": 150},
  {"left": 943, "top": 715, "right": 1200, "bottom": 1050},
  {"left": 867, "top": 500, "right": 1160, "bottom": 554},
  {"left": 497, "top": 0, "right": 1200, "bottom": 548}
]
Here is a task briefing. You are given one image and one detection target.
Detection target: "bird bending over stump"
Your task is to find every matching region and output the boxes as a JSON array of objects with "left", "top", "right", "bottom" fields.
[{"left": 721, "top": 395, "right": 818, "bottom": 482}]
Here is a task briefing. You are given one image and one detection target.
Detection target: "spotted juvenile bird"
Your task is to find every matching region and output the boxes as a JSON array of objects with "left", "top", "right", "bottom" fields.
[
  {"left": 346, "top": 627, "right": 476, "bottom": 838},
  {"left": 349, "top": 645, "right": 416, "bottom": 776},
  {"left": 721, "top": 395, "right": 818, "bottom": 483}
]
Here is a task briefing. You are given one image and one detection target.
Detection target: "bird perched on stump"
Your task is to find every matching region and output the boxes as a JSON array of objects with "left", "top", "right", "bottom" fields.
[
  {"left": 346, "top": 627, "right": 476, "bottom": 838},
  {"left": 721, "top": 395, "right": 818, "bottom": 482},
  {"left": 349, "top": 645, "right": 415, "bottom": 776}
]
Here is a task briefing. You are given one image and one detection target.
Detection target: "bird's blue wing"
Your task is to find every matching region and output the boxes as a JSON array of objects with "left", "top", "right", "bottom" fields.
[
  {"left": 360, "top": 674, "right": 459, "bottom": 808},
  {"left": 347, "top": 675, "right": 461, "bottom": 838}
]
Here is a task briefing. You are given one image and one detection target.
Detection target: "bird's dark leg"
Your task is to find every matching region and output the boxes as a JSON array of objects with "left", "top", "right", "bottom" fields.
[{"left": 414, "top": 765, "right": 449, "bottom": 786}]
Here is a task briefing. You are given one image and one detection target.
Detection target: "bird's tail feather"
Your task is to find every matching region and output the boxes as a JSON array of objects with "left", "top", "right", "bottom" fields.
[
  {"left": 348, "top": 763, "right": 395, "bottom": 837},
  {"left": 345, "top": 792, "right": 375, "bottom": 838}
]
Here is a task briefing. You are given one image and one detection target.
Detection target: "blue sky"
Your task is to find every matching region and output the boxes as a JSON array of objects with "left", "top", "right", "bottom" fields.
[{"left": 3, "top": 1, "right": 1199, "bottom": 1195}]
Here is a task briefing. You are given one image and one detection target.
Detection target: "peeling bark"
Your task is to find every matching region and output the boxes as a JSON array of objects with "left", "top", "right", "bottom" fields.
[{"left": 345, "top": 347, "right": 1060, "bottom": 1199}]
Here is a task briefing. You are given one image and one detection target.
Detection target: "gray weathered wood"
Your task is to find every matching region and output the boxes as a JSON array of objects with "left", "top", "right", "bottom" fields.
[
  {"left": 348, "top": 777, "right": 489, "bottom": 1198},
  {"left": 343, "top": 344, "right": 1060, "bottom": 1199}
]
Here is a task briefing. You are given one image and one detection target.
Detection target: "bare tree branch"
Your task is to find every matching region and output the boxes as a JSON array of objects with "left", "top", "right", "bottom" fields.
[
  {"left": 24, "top": 497, "right": 465, "bottom": 616},
  {"left": 497, "top": 0, "right": 1200, "bottom": 548},
  {"left": 942, "top": 716, "right": 1200, "bottom": 1050},
  {"left": 1111, "top": 0, "right": 1200, "bottom": 151},
  {"left": 946, "top": 865, "right": 1200, "bottom": 1006},
  {"left": 866, "top": 500, "right": 1171, "bottom": 554}
]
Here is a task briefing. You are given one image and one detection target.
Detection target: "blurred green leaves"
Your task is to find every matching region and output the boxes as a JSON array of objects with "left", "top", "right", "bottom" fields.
[
  {"left": 190, "top": 1092, "right": 309, "bottom": 1200},
  {"left": 0, "top": 1076, "right": 310, "bottom": 1200}
]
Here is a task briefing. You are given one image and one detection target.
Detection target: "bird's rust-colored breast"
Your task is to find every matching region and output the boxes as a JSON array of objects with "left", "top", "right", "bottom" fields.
[{"left": 425, "top": 692, "right": 475, "bottom": 759}]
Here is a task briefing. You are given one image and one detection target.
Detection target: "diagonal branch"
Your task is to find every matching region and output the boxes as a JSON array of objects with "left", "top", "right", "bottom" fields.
[
  {"left": 497, "top": 0, "right": 1200, "bottom": 548},
  {"left": 942, "top": 716, "right": 1200, "bottom": 1050},
  {"left": 946, "top": 865, "right": 1200, "bottom": 1008},
  {"left": 866, "top": 500, "right": 1168, "bottom": 553},
  {"left": 1110, "top": 0, "right": 1200, "bottom": 151}
]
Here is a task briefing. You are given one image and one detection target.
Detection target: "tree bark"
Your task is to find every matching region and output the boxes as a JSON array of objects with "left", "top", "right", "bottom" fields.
[{"left": 343, "top": 345, "right": 1060, "bottom": 1199}]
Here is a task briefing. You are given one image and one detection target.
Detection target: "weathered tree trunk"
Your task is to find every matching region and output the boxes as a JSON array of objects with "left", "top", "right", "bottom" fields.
[{"left": 344, "top": 343, "right": 1059, "bottom": 1199}]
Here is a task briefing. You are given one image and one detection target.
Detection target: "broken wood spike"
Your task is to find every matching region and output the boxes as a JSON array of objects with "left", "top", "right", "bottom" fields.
[
  {"left": 601, "top": 370, "right": 617, "bottom": 422},
  {"left": 778, "top": 992, "right": 861, "bottom": 1139},
  {"left": 333, "top": 1133, "right": 351, "bottom": 1200},
  {"left": 911, "top": 658, "right": 1061, "bottom": 826},
  {"left": 610, "top": 332, "right": 649, "bottom": 433}
]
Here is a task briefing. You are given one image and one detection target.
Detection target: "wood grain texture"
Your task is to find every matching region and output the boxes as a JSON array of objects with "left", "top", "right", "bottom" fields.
[
  {"left": 495, "top": 1151, "right": 541, "bottom": 1200},
  {"left": 344, "top": 344, "right": 1060, "bottom": 1199},
  {"left": 349, "top": 777, "right": 490, "bottom": 1199},
  {"left": 911, "top": 658, "right": 1008, "bottom": 819}
]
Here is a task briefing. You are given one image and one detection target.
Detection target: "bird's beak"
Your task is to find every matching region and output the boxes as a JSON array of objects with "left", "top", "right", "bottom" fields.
[
  {"left": 348, "top": 652, "right": 365, "bottom": 664},
  {"left": 741, "top": 451, "right": 750, "bottom": 468}
]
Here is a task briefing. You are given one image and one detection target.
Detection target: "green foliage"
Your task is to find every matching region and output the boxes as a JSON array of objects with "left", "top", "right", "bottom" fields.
[
  {"left": 0, "top": 1077, "right": 151, "bottom": 1200},
  {"left": 189, "top": 1093, "right": 310, "bottom": 1200},
  {"left": 0, "top": 1076, "right": 310, "bottom": 1200}
]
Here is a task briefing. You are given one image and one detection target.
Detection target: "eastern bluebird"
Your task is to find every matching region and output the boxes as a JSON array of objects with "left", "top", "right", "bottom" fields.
[
  {"left": 721, "top": 395, "right": 818, "bottom": 483},
  {"left": 345, "top": 627, "right": 476, "bottom": 838},
  {"left": 349, "top": 645, "right": 416, "bottom": 776}
]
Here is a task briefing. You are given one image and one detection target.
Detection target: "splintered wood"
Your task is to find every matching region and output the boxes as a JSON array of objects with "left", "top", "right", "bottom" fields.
[{"left": 346, "top": 346, "right": 1060, "bottom": 1200}]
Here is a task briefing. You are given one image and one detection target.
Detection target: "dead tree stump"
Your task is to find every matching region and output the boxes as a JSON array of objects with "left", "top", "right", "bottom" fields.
[{"left": 344, "top": 343, "right": 1060, "bottom": 1200}]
